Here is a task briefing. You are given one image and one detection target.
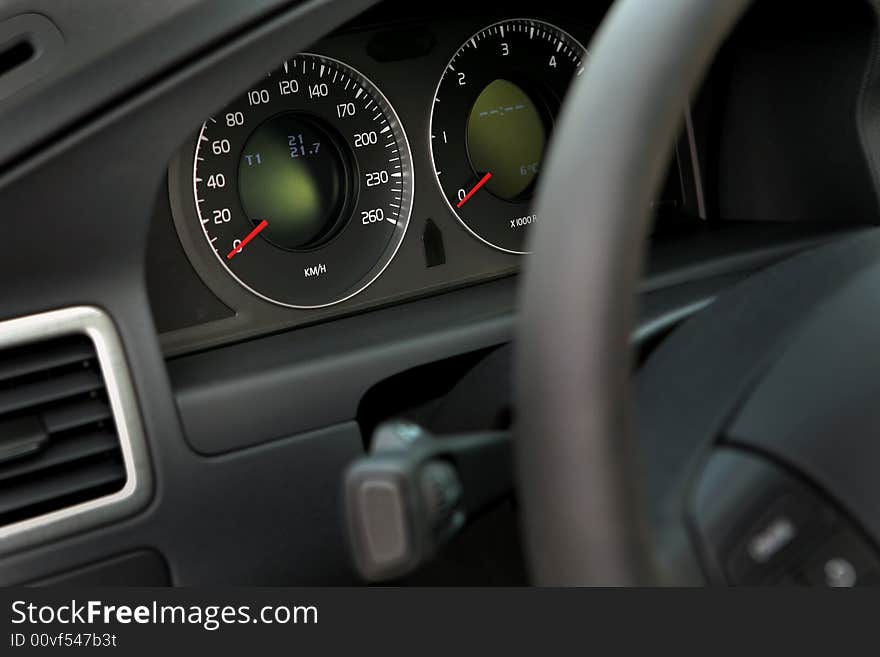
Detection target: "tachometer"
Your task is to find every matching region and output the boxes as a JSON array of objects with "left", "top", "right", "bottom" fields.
[
  {"left": 194, "top": 53, "right": 413, "bottom": 308},
  {"left": 429, "top": 19, "right": 587, "bottom": 254}
]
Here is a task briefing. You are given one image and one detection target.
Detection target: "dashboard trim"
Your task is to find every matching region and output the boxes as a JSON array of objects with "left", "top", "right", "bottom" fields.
[
  {"left": 426, "top": 17, "right": 590, "bottom": 256},
  {"left": 189, "top": 52, "right": 416, "bottom": 310},
  {"left": 0, "top": 306, "right": 153, "bottom": 556}
]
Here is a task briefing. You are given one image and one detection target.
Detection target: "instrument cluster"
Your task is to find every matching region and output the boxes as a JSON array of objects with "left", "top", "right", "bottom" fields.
[{"left": 161, "top": 9, "right": 699, "bottom": 354}]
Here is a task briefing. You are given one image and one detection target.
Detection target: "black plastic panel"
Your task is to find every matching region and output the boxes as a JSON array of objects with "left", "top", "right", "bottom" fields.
[
  {"left": 171, "top": 278, "right": 517, "bottom": 455},
  {"left": 688, "top": 448, "right": 880, "bottom": 586},
  {"left": 2, "top": 423, "right": 364, "bottom": 585},
  {"left": 0, "top": 13, "right": 63, "bottom": 101},
  {"left": 635, "top": 228, "right": 880, "bottom": 581},
  {"left": 0, "top": 0, "right": 338, "bottom": 170},
  {"left": 146, "top": 181, "right": 234, "bottom": 334},
  {"left": 726, "top": 248, "right": 880, "bottom": 549},
  {"left": 170, "top": 224, "right": 851, "bottom": 457},
  {"left": 30, "top": 550, "right": 171, "bottom": 586},
  {"left": 711, "top": 1, "right": 879, "bottom": 223}
]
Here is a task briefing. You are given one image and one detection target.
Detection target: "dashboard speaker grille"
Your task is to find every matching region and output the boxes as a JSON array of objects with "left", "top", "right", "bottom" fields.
[{"left": 0, "top": 334, "right": 126, "bottom": 527}]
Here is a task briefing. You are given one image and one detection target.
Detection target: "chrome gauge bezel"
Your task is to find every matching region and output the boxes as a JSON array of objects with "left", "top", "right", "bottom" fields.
[
  {"left": 188, "top": 52, "right": 414, "bottom": 310},
  {"left": 428, "top": 18, "right": 588, "bottom": 255}
]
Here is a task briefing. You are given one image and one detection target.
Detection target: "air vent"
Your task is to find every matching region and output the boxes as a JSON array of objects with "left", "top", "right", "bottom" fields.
[
  {"left": 0, "top": 307, "right": 151, "bottom": 554},
  {"left": 0, "top": 333, "right": 125, "bottom": 526}
]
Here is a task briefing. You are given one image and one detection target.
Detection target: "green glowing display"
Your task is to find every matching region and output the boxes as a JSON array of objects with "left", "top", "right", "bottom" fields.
[
  {"left": 466, "top": 79, "right": 547, "bottom": 201},
  {"left": 238, "top": 113, "right": 346, "bottom": 250}
]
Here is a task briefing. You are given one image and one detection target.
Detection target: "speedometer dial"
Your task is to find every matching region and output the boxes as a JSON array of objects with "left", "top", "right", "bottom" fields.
[
  {"left": 194, "top": 53, "right": 413, "bottom": 308},
  {"left": 430, "top": 19, "right": 587, "bottom": 254}
]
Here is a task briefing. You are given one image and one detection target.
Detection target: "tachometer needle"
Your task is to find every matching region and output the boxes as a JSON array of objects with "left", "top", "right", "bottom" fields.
[
  {"left": 226, "top": 220, "right": 269, "bottom": 260},
  {"left": 456, "top": 172, "right": 492, "bottom": 208}
]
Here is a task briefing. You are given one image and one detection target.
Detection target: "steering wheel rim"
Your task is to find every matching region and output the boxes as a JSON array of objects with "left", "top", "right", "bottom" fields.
[{"left": 515, "top": 0, "right": 753, "bottom": 585}]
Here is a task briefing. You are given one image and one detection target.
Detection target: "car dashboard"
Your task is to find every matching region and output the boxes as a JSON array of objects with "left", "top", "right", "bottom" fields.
[
  {"left": 150, "top": 3, "right": 705, "bottom": 356},
  {"left": 0, "top": 0, "right": 877, "bottom": 585},
  {"left": 148, "top": 0, "right": 877, "bottom": 358}
]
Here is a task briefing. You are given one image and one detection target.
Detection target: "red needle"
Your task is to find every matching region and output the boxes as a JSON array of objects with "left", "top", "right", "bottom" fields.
[
  {"left": 456, "top": 172, "right": 493, "bottom": 208},
  {"left": 226, "top": 220, "right": 269, "bottom": 260}
]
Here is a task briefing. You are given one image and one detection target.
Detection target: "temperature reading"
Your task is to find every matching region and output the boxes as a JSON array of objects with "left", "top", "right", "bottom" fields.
[{"left": 288, "top": 134, "right": 322, "bottom": 158}]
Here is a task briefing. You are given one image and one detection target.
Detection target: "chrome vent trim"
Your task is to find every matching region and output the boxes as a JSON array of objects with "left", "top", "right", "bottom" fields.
[{"left": 0, "top": 306, "right": 152, "bottom": 555}]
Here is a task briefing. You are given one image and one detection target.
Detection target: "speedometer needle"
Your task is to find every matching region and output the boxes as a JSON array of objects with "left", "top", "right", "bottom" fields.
[
  {"left": 226, "top": 219, "right": 269, "bottom": 260},
  {"left": 456, "top": 172, "right": 492, "bottom": 208}
]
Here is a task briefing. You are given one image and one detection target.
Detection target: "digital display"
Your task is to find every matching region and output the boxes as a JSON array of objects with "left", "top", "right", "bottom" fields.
[
  {"left": 466, "top": 79, "right": 547, "bottom": 201},
  {"left": 238, "top": 113, "right": 346, "bottom": 250}
]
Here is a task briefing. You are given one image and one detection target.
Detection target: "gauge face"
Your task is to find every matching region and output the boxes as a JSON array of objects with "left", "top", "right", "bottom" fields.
[
  {"left": 194, "top": 53, "right": 413, "bottom": 308},
  {"left": 430, "top": 19, "right": 587, "bottom": 254}
]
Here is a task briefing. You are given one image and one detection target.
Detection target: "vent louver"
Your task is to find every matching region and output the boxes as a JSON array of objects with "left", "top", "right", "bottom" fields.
[
  {"left": 0, "top": 334, "right": 126, "bottom": 527},
  {"left": 0, "top": 307, "right": 151, "bottom": 554}
]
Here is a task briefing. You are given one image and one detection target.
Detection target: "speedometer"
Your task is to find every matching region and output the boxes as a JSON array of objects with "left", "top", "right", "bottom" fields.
[
  {"left": 194, "top": 53, "right": 413, "bottom": 308},
  {"left": 429, "top": 19, "right": 587, "bottom": 254}
]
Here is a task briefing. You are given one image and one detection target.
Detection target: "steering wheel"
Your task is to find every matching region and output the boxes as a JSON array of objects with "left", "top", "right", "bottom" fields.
[{"left": 518, "top": 0, "right": 880, "bottom": 586}]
